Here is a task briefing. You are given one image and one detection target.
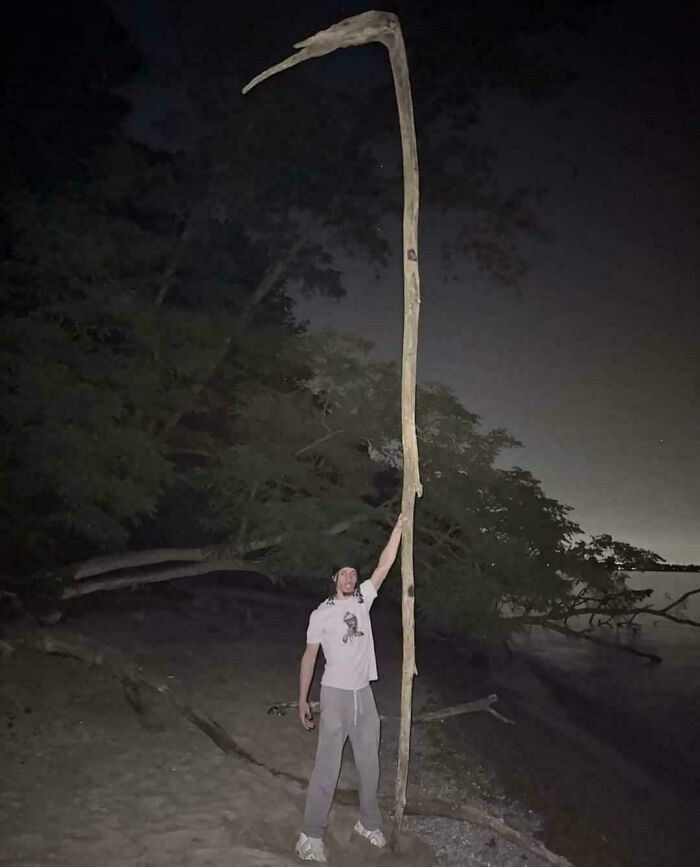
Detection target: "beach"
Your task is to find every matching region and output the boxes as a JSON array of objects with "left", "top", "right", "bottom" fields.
[{"left": 1, "top": 577, "right": 561, "bottom": 867}]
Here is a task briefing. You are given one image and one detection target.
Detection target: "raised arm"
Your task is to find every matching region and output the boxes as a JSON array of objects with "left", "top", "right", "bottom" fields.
[{"left": 369, "top": 514, "right": 409, "bottom": 592}]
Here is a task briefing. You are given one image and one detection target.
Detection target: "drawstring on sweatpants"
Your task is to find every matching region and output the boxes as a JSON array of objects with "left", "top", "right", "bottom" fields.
[{"left": 352, "top": 688, "right": 363, "bottom": 727}]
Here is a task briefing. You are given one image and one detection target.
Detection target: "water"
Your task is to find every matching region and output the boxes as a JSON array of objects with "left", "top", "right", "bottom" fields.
[
  {"left": 515, "top": 571, "right": 700, "bottom": 671},
  {"left": 423, "top": 571, "right": 700, "bottom": 866},
  {"left": 511, "top": 571, "right": 700, "bottom": 797}
]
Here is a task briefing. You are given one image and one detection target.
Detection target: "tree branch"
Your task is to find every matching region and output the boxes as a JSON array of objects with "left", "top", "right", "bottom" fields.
[
  {"left": 639, "top": 586, "right": 700, "bottom": 626},
  {"left": 266, "top": 694, "right": 514, "bottom": 725},
  {"left": 235, "top": 233, "right": 308, "bottom": 330},
  {"left": 542, "top": 622, "right": 662, "bottom": 664},
  {"left": 640, "top": 609, "right": 700, "bottom": 628},
  {"left": 294, "top": 428, "right": 344, "bottom": 457},
  {"left": 159, "top": 229, "right": 311, "bottom": 437},
  {"left": 501, "top": 587, "right": 700, "bottom": 635},
  {"left": 413, "top": 694, "right": 514, "bottom": 725},
  {"left": 154, "top": 214, "right": 195, "bottom": 307},
  {"left": 159, "top": 335, "right": 231, "bottom": 435},
  {"left": 71, "top": 548, "right": 214, "bottom": 580},
  {"left": 63, "top": 558, "right": 264, "bottom": 599},
  {"left": 63, "top": 508, "right": 380, "bottom": 596}
]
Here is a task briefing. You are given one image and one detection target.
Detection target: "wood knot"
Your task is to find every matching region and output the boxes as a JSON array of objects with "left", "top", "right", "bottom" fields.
[{"left": 406, "top": 248, "right": 417, "bottom": 261}]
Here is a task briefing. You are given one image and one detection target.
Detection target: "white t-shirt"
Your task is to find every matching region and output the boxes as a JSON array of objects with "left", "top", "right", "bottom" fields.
[{"left": 306, "top": 579, "right": 378, "bottom": 690}]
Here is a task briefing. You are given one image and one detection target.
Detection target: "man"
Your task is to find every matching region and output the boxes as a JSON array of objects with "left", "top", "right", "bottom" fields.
[{"left": 295, "top": 514, "right": 408, "bottom": 863}]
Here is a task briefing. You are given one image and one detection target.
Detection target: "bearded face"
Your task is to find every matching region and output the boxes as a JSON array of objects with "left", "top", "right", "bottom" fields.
[{"left": 334, "top": 566, "right": 358, "bottom": 598}]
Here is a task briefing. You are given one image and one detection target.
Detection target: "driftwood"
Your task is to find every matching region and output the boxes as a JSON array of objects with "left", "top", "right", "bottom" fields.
[
  {"left": 4, "top": 630, "right": 572, "bottom": 866},
  {"left": 542, "top": 622, "right": 663, "bottom": 664},
  {"left": 414, "top": 694, "right": 514, "bottom": 725},
  {"left": 243, "top": 11, "right": 424, "bottom": 847},
  {"left": 63, "top": 558, "right": 259, "bottom": 599},
  {"left": 266, "top": 694, "right": 514, "bottom": 725},
  {"left": 66, "top": 513, "right": 374, "bottom": 584}
]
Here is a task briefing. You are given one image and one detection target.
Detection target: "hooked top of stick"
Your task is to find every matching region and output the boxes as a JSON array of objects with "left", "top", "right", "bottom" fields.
[{"left": 242, "top": 10, "right": 399, "bottom": 94}]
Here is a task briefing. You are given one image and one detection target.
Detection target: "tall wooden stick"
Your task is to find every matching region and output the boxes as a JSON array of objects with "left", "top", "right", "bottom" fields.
[{"left": 243, "top": 10, "right": 422, "bottom": 847}]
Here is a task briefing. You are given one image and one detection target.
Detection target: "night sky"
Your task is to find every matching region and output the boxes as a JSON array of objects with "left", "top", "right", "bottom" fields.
[{"left": 115, "top": 0, "right": 699, "bottom": 564}]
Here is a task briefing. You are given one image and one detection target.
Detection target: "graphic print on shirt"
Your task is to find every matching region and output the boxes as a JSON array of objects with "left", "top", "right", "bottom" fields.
[{"left": 342, "top": 611, "right": 365, "bottom": 644}]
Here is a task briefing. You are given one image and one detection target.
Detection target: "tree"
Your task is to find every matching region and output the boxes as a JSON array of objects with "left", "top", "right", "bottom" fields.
[
  {"left": 30, "top": 327, "right": 695, "bottom": 659},
  {"left": 129, "top": 0, "right": 595, "bottom": 313},
  {"left": 77, "top": 0, "right": 600, "bottom": 517},
  {"left": 0, "top": 139, "right": 268, "bottom": 574},
  {"left": 1, "top": 0, "right": 141, "bottom": 194},
  {"left": 3, "top": 1, "right": 695, "bottom": 653},
  {"left": 0, "top": 126, "right": 365, "bottom": 593},
  {"left": 1, "top": 137, "right": 695, "bottom": 656}
]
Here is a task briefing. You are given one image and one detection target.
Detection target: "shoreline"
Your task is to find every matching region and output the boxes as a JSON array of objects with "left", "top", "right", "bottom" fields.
[
  {"left": 2, "top": 578, "right": 697, "bottom": 866},
  {"left": 0, "top": 580, "right": 559, "bottom": 867},
  {"left": 419, "top": 631, "right": 700, "bottom": 867}
]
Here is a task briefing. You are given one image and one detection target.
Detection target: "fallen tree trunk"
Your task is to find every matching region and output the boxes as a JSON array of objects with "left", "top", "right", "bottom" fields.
[
  {"left": 267, "top": 694, "right": 514, "bottom": 725},
  {"left": 3, "top": 629, "right": 572, "bottom": 867},
  {"left": 70, "top": 548, "right": 212, "bottom": 580},
  {"left": 66, "top": 514, "right": 376, "bottom": 583},
  {"left": 542, "top": 622, "right": 663, "bottom": 664},
  {"left": 63, "top": 558, "right": 261, "bottom": 599}
]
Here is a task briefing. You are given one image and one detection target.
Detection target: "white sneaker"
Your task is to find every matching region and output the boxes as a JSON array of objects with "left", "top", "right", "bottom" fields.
[
  {"left": 353, "top": 820, "right": 387, "bottom": 848},
  {"left": 295, "top": 832, "right": 327, "bottom": 862}
]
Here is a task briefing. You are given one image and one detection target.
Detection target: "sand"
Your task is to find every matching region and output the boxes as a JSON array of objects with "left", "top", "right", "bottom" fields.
[{"left": 0, "top": 578, "right": 559, "bottom": 867}]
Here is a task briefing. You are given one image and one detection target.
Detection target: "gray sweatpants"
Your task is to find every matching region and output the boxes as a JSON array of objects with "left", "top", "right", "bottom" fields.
[{"left": 303, "top": 684, "right": 381, "bottom": 838}]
